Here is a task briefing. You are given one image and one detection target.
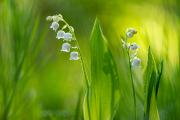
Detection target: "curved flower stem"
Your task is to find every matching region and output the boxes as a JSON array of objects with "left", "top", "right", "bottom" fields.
[
  {"left": 127, "top": 50, "right": 137, "bottom": 120},
  {"left": 62, "top": 19, "right": 89, "bottom": 88},
  {"left": 61, "top": 19, "right": 91, "bottom": 120},
  {"left": 125, "top": 37, "right": 136, "bottom": 120}
]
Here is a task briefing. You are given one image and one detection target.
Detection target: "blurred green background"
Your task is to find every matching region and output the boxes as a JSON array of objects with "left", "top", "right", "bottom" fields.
[{"left": 0, "top": 0, "right": 180, "bottom": 119}]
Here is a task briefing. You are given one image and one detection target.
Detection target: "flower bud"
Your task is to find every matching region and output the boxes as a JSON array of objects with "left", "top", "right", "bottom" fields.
[
  {"left": 126, "top": 28, "right": 137, "bottom": 38},
  {"left": 52, "top": 16, "right": 62, "bottom": 22},
  {"left": 46, "top": 16, "right": 53, "bottom": 21}
]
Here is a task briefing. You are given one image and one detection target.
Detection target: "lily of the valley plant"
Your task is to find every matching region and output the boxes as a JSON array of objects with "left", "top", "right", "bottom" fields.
[
  {"left": 121, "top": 28, "right": 141, "bottom": 120},
  {"left": 46, "top": 14, "right": 80, "bottom": 60},
  {"left": 121, "top": 28, "right": 141, "bottom": 67}
]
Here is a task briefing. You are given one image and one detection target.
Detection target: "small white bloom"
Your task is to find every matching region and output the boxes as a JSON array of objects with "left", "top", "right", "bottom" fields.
[
  {"left": 70, "top": 51, "right": 79, "bottom": 60},
  {"left": 129, "top": 42, "right": 139, "bottom": 50},
  {"left": 131, "top": 57, "right": 141, "bottom": 67},
  {"left": 61, "top": 43, "right": 71, "bottom": 52},
  {"left": 64, "top": 32, "right": 72, "bottom": 40},
  {"left": 50, "top": 22, "right": 59, "bottom": 31},
  {"left": 56, "top": 30, "right": 65, "bottom": 39},
  {"left": 126, "top": 32, "right": 134, "bottom": 38},
  {"left": 46, "top": 16, "right": 53, "bottom": 21},
  {"left": 52, "top": 15, "right": 62, "bottom": 22},
  {"left": 126, "top": 28, "right": 137, "bottom": 38}
]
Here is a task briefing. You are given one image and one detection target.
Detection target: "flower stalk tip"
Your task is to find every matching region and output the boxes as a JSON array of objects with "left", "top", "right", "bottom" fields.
[
  {"left": 47, "top": 14, "right": 80, "bottom": 61},
  {"left": 122, "top": 28, "right": 141, "bottom": 67}
]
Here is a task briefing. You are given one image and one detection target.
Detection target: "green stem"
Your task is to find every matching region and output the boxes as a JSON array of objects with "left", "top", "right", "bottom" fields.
[
  {"left": 62, "top": 19, "right": 91, "bottom": 120},
  {"left": 125, "top": 37, "right": 136, "bottom": 120},
  {"left": 127, "top": 50, "right": 137, "bottom": 120},
  {"left": 62, "top": 19, "right": 89, "bottom": 88}
]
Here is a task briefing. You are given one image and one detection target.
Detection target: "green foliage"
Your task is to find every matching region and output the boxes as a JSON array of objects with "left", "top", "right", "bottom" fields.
[
  {"left": 0, "top": 0, "right": 45, "bottom": 119},
  {"left": 83, "top": 18, "right": 120, "bottom": 120},
  {"left": 144, "top": 48, "right": 163, "bottom": 120}
]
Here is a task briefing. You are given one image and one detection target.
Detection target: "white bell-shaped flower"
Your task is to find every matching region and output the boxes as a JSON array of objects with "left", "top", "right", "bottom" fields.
[
  {"left": 64, "top": 32, "right": 72, "bottom": 40},
  {"left": 129, "top": 42, "right": 139, "bottom": 50},
  {"left": 56, "top": 30, "right": 65, "bottom": 39},
  {"left": 70, "top": 51, "right": 79, "bottom": 60},
  {"left": 61, "top": 43, "right": 71, "bottom": 52},
  {"left": 131, "top": 57, "right": 141, "bottom": 67},
  {"left": 126, "top": 28, "right": 137, "bottom": 38},
  {"left": 50, "top": 22, "right": 59, "bottom": 31}
]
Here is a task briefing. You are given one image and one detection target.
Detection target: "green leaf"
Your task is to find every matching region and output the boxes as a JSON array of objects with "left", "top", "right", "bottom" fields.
[
  {"left": 144, "top": 47, "right": 160, "bottom": 120},
  {"left": 156, "top": 61, "right": 163, "bottom": 97},
  {"left": 74, "top": 90, "right": 83, "bottom": 120},
  {"left": 149, "top": 89, "right": 160, "bottom": 120},
  {"left": 83, "top": 18, "right": 120, "bottom": 120}
]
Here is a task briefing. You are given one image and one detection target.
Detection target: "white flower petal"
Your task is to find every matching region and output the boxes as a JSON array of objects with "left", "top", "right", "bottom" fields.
[
  {"left": 64, "top": 32, "right": 72, "bottom": 40},
  {"left": 126, "top": 28, "right": 137, "bottom": 38},
  {"left": 61, "top": 42, "right": 71, "bottom": 52},
  {"left": 56, "top": 30, "right": 65, "bottom": 39},
  {"left": 129, "top": 42, "right": 139, "bottom": 50},
  {"left": 50, "top": 22, "right": 59, "bottom": 31},
  {"left": 131, "top": 57, "right": 141, "bottom": 67},
  {"left": 70, "top": 51, "right": 79, "bottom": 60}
]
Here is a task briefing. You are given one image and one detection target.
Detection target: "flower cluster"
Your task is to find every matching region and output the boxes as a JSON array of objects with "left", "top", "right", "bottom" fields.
[
  {"left": 121, "top": 28, "right": 141, "bottom": 67},
  {"left": 46, "top": 14, "right": 80, "bottom": 60}
]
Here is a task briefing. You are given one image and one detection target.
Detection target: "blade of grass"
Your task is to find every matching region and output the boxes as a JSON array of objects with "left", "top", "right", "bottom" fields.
[{"left": 144, "top": 47, "right": 160, "bottom": 120}]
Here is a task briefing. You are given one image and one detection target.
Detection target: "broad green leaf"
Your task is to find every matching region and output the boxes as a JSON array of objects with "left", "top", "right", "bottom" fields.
[{"left": 83, "top": 18, "right": 120, "bottom": 120}]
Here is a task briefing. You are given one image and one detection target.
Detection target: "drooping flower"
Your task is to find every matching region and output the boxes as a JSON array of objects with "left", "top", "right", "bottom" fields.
[
  {"left": 129, "top": 42, "right": 139, "bottom": 50},
  {"left": 46, "top": 13, "right": 80, "bottom": 61},
  {"left": 56, "top": 30, "right": 65, "bottom": 39},
  {"left": 126, "top": 28, "right": 137, "bottom": 38},
  {"left": 70, "top": 51, "right": 79, "bottom": 60},
  {"left": 131, "top": 57, "right": 141, "bottom": 67},
  {"left": 50, "top": 22, "right": 59, "bottom": 31},
  {"left": 61, "top": 43, "right": 71, "bottom": 52},
  {"left": 64, "top": 32, "right": 72, "bottom": 40}
]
